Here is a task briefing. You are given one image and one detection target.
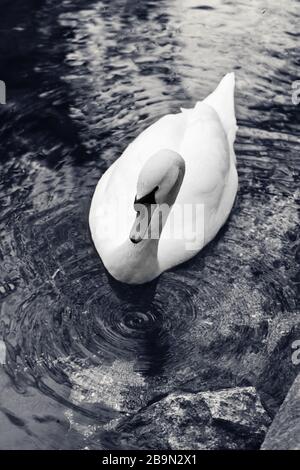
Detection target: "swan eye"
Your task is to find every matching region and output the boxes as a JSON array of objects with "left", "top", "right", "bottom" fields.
[{"left": 134, "top": 186, "right": 159, "bottom": 205}]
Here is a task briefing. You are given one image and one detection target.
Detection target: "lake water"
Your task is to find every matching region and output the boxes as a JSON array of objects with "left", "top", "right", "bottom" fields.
[{"left": 0, "top": 0, "right": 299, "bottom": 449}]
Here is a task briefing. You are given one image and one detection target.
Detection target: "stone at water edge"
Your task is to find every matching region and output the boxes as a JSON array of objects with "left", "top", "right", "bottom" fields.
[
  {"left": 0, "top": 340, "right": 6, "bottom": 365},
  {"left": 261, "top": 374, "right": 300, "bottom": 450},
  {"left": 106, "top": 386, "right": 271, "bottom": 450}
]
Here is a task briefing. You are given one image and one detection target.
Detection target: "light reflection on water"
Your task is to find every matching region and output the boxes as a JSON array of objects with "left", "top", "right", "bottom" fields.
[{"left": 0, "top": 0, "right": 299, "bottom": 449}]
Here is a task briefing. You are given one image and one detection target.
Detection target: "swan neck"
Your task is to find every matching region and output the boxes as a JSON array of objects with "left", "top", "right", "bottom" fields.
[{"left": 109, "top": 237, "right": 160, "bottom": 284}]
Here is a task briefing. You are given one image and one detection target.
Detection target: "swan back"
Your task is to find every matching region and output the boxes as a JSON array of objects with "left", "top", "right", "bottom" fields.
[{"left": 201, "top": 72, "right": 237, "bottom": 162}]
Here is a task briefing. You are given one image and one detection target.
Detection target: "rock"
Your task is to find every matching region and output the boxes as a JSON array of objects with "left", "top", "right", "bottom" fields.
[
  {"left": 261, "top": 374, "right": 300, "bottom": 450},
  {"left": 106, "top": 386, "right": 271, "bottom": 450},
  {"left": 256, "top": 318, "right": 300, "bottom": 416}
]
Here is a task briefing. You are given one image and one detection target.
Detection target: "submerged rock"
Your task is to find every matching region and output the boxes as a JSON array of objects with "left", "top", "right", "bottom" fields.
[
  {"left": 261, "top": 374, "right": 300, "bottom": 450},
  {"left": 106, "top": 386, "right": 271, "bottom": 450}
]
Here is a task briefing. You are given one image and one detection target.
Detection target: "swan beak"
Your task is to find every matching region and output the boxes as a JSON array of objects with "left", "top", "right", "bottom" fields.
[
  {"left": 129, "top": 215, "right": 143, "bottom": 244},
  {"left": 129, "top": 202, "right": 156, "bottom": 244}
]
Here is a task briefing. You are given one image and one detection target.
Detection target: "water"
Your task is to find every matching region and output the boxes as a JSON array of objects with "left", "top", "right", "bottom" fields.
[{"left": 0, "top": 0, "right": 299, "bottom": 449}]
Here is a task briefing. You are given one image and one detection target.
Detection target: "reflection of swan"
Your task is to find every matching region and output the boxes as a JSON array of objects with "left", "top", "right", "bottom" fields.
[{"left": 89, "top": 73, "right": 238, "bottom": 284}]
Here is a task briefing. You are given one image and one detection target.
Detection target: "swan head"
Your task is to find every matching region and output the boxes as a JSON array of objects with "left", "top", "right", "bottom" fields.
[{"left": 130, "top": 149, "right": 185, "bottom": 244}]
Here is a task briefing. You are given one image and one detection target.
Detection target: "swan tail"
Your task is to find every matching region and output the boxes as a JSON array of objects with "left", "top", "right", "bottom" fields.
[{"left": 200, "top": 73, "right": 238, "bottom": 158}]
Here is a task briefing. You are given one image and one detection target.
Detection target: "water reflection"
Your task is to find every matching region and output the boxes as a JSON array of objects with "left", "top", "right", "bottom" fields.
[{"left": 0, "top": 0, "right": 299, "bottom": 450}]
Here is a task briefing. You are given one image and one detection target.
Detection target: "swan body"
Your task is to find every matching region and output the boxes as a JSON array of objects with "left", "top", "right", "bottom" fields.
[{"left": 89, "top": 73, "right": 238, "bottom": 284}]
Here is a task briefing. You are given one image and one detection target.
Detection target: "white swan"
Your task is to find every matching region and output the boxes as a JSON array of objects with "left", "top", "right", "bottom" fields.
[{"left": 89, "top": 73, "right": 238, "bottom": 284}]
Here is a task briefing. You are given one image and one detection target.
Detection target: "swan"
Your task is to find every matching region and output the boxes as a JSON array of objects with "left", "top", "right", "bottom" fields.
[{"left": 89, "top": 73, "right": 238, "bottom": 284}]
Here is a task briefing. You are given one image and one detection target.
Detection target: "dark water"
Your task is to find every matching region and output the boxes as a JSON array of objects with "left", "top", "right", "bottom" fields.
[{"left": 0, "top": 0, "right": 299, "bottom": 449}]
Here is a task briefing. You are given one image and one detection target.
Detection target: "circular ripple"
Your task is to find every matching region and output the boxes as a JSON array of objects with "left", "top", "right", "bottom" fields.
[{"left": 67, "top": 274, "right": 198, "bottom": 375}]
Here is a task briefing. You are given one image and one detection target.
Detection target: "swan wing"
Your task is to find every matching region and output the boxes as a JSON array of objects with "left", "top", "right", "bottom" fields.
[{"left": 158, "top": 75, "right": 238, "bottom": 270}]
